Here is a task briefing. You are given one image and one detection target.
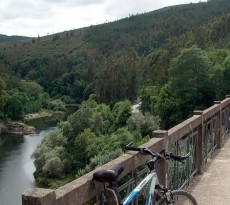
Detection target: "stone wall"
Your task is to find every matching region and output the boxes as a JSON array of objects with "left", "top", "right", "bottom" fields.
[{"left": 22, "top": 96, "right": 230, "bottom": 205}]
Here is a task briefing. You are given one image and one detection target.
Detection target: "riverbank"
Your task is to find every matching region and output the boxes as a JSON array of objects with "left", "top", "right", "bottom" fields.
[
  {"left": 1, "top": 121, "right": 36, "bottom": 135},
  {"left": 0, "top": 111, "right": 51, "bottom": 135},
  {"left": 24, "top": 110, "right": 53, "bottom": 121},
  {"left": 0, "top": 109, "right": 67, "bottom": 135}
]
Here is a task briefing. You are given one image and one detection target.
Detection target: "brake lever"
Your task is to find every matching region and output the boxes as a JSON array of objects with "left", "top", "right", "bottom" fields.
[
  {"left": 179, "top": 152, "right": 191, "bottom": 162},
  {"left": 164, "top": 152, "right": 191, "bottom": 163},
  {"left": 125, "top": 142, "right": 133, "bottom": 148}
]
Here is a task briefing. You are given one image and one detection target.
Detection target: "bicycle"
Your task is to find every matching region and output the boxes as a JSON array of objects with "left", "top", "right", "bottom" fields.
[{"left": 93, "top": 142, "right": 198, "bottom": 205}]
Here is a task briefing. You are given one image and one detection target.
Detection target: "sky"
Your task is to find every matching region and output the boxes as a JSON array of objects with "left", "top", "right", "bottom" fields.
[{"left": 0, "top": 0, "right": 207, "bottom": 37}]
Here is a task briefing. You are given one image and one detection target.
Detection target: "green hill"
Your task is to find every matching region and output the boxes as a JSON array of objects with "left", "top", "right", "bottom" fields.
[
  {"left": 1, "top": 0, "right": 230, "bottom": 57},
  {"left": 0, "top": 0, "right": 230, "bottom": 109},
  {"left": 0, "top": 34, "right": 31, "bottom": 43}
]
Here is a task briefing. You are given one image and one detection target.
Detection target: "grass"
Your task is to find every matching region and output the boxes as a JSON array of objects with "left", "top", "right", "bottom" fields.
[
  {"left": 24, "top": 109, "right": 53, "bottom": 121},
  {"left": 0, "top": 27, "right": 89, "bottom": 58}
]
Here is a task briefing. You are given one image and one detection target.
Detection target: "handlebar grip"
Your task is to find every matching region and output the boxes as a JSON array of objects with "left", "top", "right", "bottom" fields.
[
  {"left": 125, "top": 146, "right": 142, "bottom": 152},
  {"left": 125, "top": 143, "right": 164, "bottom": 159},
  {"left": 125, "top": 142, "right": 142, "bottom": 152},
  {"left": 169, "top": 152, "right": 190, "bottom": 162}
]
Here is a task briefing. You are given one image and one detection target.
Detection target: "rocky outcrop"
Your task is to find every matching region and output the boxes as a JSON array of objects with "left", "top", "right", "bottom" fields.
[{"left": 1, "top": 121, "right": 36, "bottom": 135}]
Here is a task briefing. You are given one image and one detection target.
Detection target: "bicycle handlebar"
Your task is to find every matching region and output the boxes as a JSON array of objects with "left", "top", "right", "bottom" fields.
[
  {"left": 125, "top": 142, "right": 163, "bottom": 159},
  {"left": 125, "top": 142, "right": 190, "bottom": 163},
  {"left": 125, "top": 142, "right": 142, "bottom": 152},
  {"left": 166, "top": 152, "right": 191, "bottom": 162}
]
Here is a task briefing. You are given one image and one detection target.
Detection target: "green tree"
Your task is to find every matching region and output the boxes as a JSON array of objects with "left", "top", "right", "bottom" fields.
[
  {"left": 91, "top": 102, "right": 114, "bottom": 135},
  {"left": 19, "top": 81, "right": 49, "bottom": 113},
  {"left": 140, "top": 86, "right": 160, "bottom": 114},
  {"left": 3, "top": 90, "right": 27, "bottom": 120},
  {"left": 20, "top": 81, "right": 44, "bottom": 98},
  {"left": 112, "top": 100, "right": 132, "bottom": 128},
  {"left": 96, "top": 49, "right": 139, "bottom": 104},
  {"left": 154, "top": 83, "right": 180, "bottom": 129},
  {"left": 48, "top": 99, "right": 66, "bottom": 112},
  {"left": 32, "top": 129, "right": 68, "bottom": 178},
  {"left": 127, "top": 112, "right": 160, "bottom": 137},
  {"left": 74, "top": 129, "right": 101, "bottom": 166},
  {"left": 222, "top": 56, "right": 230, "bottom": 96},
  {"left": 0, "top": 77, "right": 6, "bottom": 118},
  {"left": 67, "top": 101, "right": 93, "bottom": 139},
  {"left": 142, "top": 49, "right": 170, "bottom": 85},
  {"left": 169, "top": 46, "right": 214, "bottom": 121},
  {"left": 66, "top": 99, "right": 114, "bottom": 138}
]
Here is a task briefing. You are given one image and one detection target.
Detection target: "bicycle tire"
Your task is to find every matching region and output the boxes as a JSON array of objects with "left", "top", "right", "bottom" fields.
[{"left": 156, "top": 190, "right": 198, "bottom": 205}]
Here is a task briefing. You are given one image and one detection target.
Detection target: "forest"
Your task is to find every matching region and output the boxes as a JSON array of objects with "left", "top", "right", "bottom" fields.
[
  {"left": 0, "top": 34, "right": 30, "bottom": 43},
  {"left": 0, "top": 0, "right": 230, "bottom": 187}
]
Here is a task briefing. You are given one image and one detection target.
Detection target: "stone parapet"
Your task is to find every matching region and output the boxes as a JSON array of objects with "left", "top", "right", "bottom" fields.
[{"left": 22, "top": 96, "right": 230, "bottom": 205}]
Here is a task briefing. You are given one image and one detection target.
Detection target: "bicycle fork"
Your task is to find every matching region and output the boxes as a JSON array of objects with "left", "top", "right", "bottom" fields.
[{"left": 155, "top": 184, "right": 175, "bottom": 205}]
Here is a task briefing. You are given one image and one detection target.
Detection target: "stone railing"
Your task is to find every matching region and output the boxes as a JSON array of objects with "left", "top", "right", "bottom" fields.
[{"left": 22, "top": 96, "right": 230, "bottom": 205}]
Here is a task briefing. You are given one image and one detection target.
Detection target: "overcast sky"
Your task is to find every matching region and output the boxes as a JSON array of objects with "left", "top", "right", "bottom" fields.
[{"left": 0, "top": 0, "right": 207, "bottom": 37}]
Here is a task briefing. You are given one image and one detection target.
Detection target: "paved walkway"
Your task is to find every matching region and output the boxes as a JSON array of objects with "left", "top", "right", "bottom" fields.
[{"left": 189, "top": 133, "right": 230, "bottom": 205}]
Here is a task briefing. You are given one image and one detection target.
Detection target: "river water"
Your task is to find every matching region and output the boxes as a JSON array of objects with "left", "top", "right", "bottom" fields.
[{"left": 0, "top": 127, "right": 54, "bottom": 205}]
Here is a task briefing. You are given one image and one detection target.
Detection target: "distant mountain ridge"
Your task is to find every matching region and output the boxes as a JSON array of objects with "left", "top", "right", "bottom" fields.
[
  {"left": 2, "top": 0, "right": 230, "bottom": 57},
  {"left": 0, "top": 34, "right": 31, "bottom": 43}
]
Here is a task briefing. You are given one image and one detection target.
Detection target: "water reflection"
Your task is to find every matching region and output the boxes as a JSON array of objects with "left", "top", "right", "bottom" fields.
[
  {"left": 0, "top": 135, "right": 24, "bottom": 168},
  {"left": 0, "top": 128, "right": 54, "bottom": 205}
]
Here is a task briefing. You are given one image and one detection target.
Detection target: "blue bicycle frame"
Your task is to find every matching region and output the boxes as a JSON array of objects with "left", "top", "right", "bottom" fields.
[{"left": 122, "top": 170, "right": 158, "bottom": 205}]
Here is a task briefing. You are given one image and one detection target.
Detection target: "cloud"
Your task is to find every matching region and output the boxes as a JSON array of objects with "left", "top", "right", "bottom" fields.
[
  {"left": 104, "top": 0, "right": 159, "bottom": 17},
  {"left": 0, "top": 0, "right": 206, "bottom": 37},
  {"left": 0, "top": 0, "right": 53, "bottom": 21},
  {"left": 44, "top": 0, "right": 106, "bottom": 6},
  {"left": 104, "top": 0, "right": 203, "bottom": 19}
]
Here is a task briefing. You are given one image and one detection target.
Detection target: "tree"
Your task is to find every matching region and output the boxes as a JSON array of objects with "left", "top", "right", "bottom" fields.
[
  {"left": 48, "top": 99, "right": 66, "bottom": 111},
  {"left": 74, "top": 129, "right": 100, "bottom": 166},
  {"left": 154, "top": 83, "right": 181, "bottom": 129},
  {"left": 32, "top": 129, "right": 68, "bottom": 178},
  {"left": 19, "top": 81, "right": 49, "bottom": 113},
  {"left": 168, "top": 46, "right": 214, "bottom": 121},
  {"left": 127, "top": 112, "right": 160, "bottom": 137},
  {"left": 142, "top": 49, "right": 170, "bottom": 85},
  {"left": 3, "top": 90, "right": 27, "bottom": 120},
  {"left": 96, "top": 49, "right": 139, "bottom": 104},
  {"left": 20, "top": 81, "right": 44, "bottom": 98},
  {"left": 0, "top": 77, "right": 6, "bottom": 118},
  {"left": 71, "top": 80, "right": 87, "bottom": 103},
  {"left": 207, "top": 49, "right": 230, "bottom": 100},
  {"left": 140, "top": 86, "right": 160, "bottom": 114},
  {"left": 222, "top": 55, "right": 230, "bottom": 96},
  {"left": 112, "top": 100, "right": 132, "bottom": 128}
]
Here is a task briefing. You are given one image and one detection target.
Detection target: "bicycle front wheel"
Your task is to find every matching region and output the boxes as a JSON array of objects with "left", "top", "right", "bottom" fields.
[{"left": 157, "top": 190, "right": 198, "bottom": 205}]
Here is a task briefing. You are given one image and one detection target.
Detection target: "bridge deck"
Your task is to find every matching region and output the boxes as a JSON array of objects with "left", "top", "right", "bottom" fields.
[{"left": 190, "top": 133, "right": 230, "bottom": 205}]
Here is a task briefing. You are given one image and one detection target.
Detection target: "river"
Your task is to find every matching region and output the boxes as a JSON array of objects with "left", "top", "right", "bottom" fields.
[{"left": 0, "top": 127, "right": 54, "bottom": 205}]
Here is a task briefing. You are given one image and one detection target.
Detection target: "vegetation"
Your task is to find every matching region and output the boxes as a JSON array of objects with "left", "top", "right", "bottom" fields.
[
  {"left": 0, "top": 34, "right": 31, "bottom": 43},
  {"left": 0, "top": 0, "right": 230, "bottom": 187},
  {"left": 32, "top": 99, "right": 158, "bottom": 187}
]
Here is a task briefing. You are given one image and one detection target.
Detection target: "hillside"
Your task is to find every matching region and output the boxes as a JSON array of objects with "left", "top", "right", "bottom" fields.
[
  {"left": 0, "top": 28, "right": 90, "bottom": 58},
  {"left": 1, "top": 0, "right": 230, "bottom": 58},
  {"left": 0, "top": 0, "right": 230, "bottom": 103},
  {"left": 0, "top": 0, "right": 230, "bottom": 119},
  {"left": 0, "top": 34, "right": 31, "bottom": 43}
]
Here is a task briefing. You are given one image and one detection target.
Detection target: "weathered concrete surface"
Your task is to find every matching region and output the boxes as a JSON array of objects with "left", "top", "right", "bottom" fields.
[{"left": 190, "top": 133, "right": 230, "bottom": 205}]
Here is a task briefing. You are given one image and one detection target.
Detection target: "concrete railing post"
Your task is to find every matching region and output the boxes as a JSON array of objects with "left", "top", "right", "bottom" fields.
[
  {"left": 226, "top": 95, "right": 230, "bottom": 132},
  {"left": 22, "top": 188, "right": 56, "bottom": 205},
  {"left": 214, "top": 101, "right": 222, "bottom": 149},
  {"left": 153, "top": 130, "right": 168, "bottom": 187},
  {"left": 193, "top": 111, "right": 204, "bottom": 174}
]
